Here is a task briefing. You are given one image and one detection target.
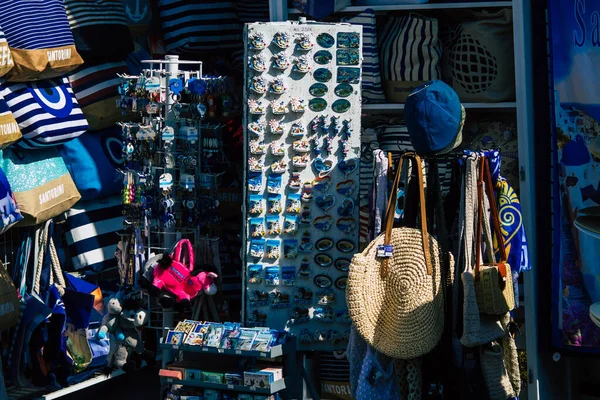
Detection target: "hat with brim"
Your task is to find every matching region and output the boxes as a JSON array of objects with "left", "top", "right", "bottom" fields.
[{"left": 405, "top": 80, "right": 465, "bottom": 155}]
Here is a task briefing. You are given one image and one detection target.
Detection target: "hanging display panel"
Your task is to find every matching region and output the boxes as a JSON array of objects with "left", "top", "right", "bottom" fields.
[
  {"left": 242, "top": 21, "right": 362, "bottom": 350},
  {"left": 549, "top": 0, "right": 600, "bottom": 350}
]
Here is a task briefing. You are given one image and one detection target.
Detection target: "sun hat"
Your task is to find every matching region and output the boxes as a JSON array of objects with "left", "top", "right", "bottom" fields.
[{"left": 405, "top": 80, "right": 465, "bottom": 154}]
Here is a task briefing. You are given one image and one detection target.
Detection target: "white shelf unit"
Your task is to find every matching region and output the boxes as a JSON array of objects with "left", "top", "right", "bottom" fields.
[{"left": 268, "top": 1, "right": 539, "bottom": 399}]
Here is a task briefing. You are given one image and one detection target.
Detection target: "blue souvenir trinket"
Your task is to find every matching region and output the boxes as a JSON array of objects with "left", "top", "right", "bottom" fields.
[
  {"left": 299, "top": 232, "right": 312, "bottom": 252},
  {"left": 335, "top": 277, "right": 348, "bottom": 291},
  {"left": 315, "top": 194, "right": 336, "bottom": 211},
  {"left": 313, "top": 215, "right": 333, "bottom": 232},
  {"left": 314, "top": 50, "right": 332, "bottom": 64},
  {"left": 336, "top": 179, "right": 355, "bottom": 195},
  {"left": 309, "top": 98, "right": 327, "bottom": 112},
  {"left": 273, "top": 31, "right": 291, "bottom": 48},
  {"left": 313, "top": 306, "right": 335, "bottom": 322},
  {"left": 313, "top": 176, "right": 332, "bottom": 192},
  {"left": 250, "top": 76, "right": 267, "bottom": 94},
  {"left": 336, "top": 239, "right": 355, "bottom": 253},
  {"left": 316, "top": 33, "right": 335, "bottom": 48},
  {"left": 314, "top": 68, "right": 332, "bottom": 83},
  {"left": 338, "top": 159, "right": 358, "bottom": 176},
  {"left": 336, "top": 32, "right": 360, "bottom": 48},
  {"left": 336, "top": 49, "right": 360, "bottom": 65},
  {"left": 272, "top": 53, "right": 291, "bottom": 70},
  {"left": 284, "top": 239, "right": 299, "bottom": 259},
  {"left": 315, "top": 238, "right": 334, "bottom": 251},
  {"left": 314, "top": 253, "right": 333, "bottom": 267},
  {"left": 249, "top": 32, "right": 267, "bottom": 50},
  {"left": 313, "top": 157, "right": 334, "bottom": 177},
  {"left": 334, "top": 258, "right": 351, "bottom": 272},
  {"left": 336, "top": 217, "right": 357, "bottom": 233},
  {"left": 249, "top": 54, "right": 267, "bottom": 72},
  {"left": 294, "top": 287, "right": 313, "bottom": 305},
  {"left": 337, "top": 67, "right": 360, "bottom": 84},
  {"left": 293, "top": 55, "right": 311, "bottom": 73},
  {"left": 337, "top": 198, "right": 355, "bottom": 216},
  {"left": 248, "top": 264, "right": 263, "bottom": 284},
  {"left": 281, "top": 266, "right": 296, "bottom": 286},
  {"left": 332, "top": 99, "right": 351, "bottom": 113},
  {"left": 269, "top": 77, "right": 287, "bottom": 94},
  {"left": 296, "top": 33, "right": 314, "bottom": 51},
  {"left": 298, "top": 257, "right": 312, "bottom": 277},
  {"left": 309, "top": 83, "right": 328, "bottom": 97}
]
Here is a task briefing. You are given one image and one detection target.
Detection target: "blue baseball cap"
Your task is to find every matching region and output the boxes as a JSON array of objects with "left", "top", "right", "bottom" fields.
[{"left": 405, "top": 80, "right": 465, "bottom": 155}]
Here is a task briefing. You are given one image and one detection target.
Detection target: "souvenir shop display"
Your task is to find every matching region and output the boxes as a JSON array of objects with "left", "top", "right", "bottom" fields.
[{"left": 243, "top": 21, "right": 362, "bottom": 351}]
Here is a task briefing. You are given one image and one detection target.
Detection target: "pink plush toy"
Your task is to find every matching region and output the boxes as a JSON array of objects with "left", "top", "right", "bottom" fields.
[{"left": 152, "top": 239, "right": 218, "bottom": 303}]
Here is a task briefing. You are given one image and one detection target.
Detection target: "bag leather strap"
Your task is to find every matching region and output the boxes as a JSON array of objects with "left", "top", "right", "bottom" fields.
[
  {"left": 475, "top": 157, "right": 508, "bottom": 280},
  {"left": 383, "top": 152, "right": 431, "bottom": 276}
]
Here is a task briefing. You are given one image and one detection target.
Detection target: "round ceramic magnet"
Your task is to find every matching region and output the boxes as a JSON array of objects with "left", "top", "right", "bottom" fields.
[
  {"left": 314, "top": 275, "right": 333, "bottom": 288},
  {"left": 316, "top": 33, "right": 335, "bottom": 48},
  {"left": 336, "top": 239, "right": 355, "bottom": 253},
  {"left": 315, "top": 253, "right": 333, "bottom": 267},
  {"left": 332, "top": 99, "right": 351, "bottom": 113},
  {"left": 334, "top": 83, "right": 353, "bottom": 98},
  {"left": 309, "top": 98, "right": 327, "bottom": 112},
  {"left": 314, "top": 50, "right": 332, "bottom": 64},
  {"left": 335, "top": 277, "right": 348, "bottom": 290},
  {"left": 309, "top": 83, "right": 328, "bottom": 97},
  {"left": 314, "top": 68, "right": 332, "bottom": 83},
  {"left": 334, "top": 258, "right": 350, "bottom": 272},
  {"left": 315, "top": 238, "right": 334, "bottom": 251}
]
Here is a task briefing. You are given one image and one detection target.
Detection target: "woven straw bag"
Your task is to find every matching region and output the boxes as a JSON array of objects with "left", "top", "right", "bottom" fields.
[
  {"left": 474, "top": 157, "right": 515, "bottom": 315},
  {"left": 347, "top": 153, "right": 453, "bottom": 359}
]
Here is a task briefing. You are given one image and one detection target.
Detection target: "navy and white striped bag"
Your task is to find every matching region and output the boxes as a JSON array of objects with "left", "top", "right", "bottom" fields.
[
  {"left": 68, "top": 61, "right": 129, "bottom": 131},
  {"left": 65, "top": 196, "right": 122, "bottom": 272},
  {"left": 0, "top": 0, "right": 83, "bottom": 82},
  {"left": 0, "top": 77, "right": 88, "bottom": 148},
  {"left": 158, "top": 0, "right": 243, "bottom": 54},
  {"left": 342, "top": 10, "right": 386, "bottom": 103},
  {"left": 379, "top": 14, "right": 442, "bottom": 103},
  {"left": 64, "top": 0, "right": 133, "bottom": 63},
  {"left": 0, "top": 26, "right": 13, "bottom": 78}
]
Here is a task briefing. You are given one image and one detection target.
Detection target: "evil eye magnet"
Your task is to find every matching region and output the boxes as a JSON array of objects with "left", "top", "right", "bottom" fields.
[
  {"left": 309, "top": 83, "right": 328, "bottom": 98},
  {"left": 290, "top": 98, "right": 307, "bottom": 113},
  {"left": 308, "top": 98, "right": 327, "bottom": 112},
  {"left": 313, "top": 157, "right": 334, "bottom": 177},
  {"left": 265, "top": 239, "right": 281, "bottom": 259},
  {"left": 269, "top": 119, "right": 285, "bottom": 135},
  {"left": 314, "top": 253, "right": 333, "bottom": 267},
  {"left": 313, "top": 215, "right": 333, "bottom": 232},
  {"left": 336, "top": 49, "right": 360, "bottom": 65},
  {"left": 317, "top": 33, "right": 335, "bottom": 48},
  {"left": 315, "top": 194, "right": 336, "bottom": 212},
  {"left": 250, "top": 76, "right": 267, "bottom": 94},
  {"left": 286, "top": 193, "right": 301, "bottom": 213},
  {"left": 249, "top": 32, "right": 267, "bottom": 50},
  {"left": 248, "top": 99, "right": 266, "bottom": 114},
  {"left": 334, "top": 83, "right": 353, "bottom": 98},
  {"left": 283, "top": 215, "right": 298, "bottom": 235},
  {"left": 248, "top": 264, "right": 263, "bottom": 284},
  {"left": 314, "top": 68, "right": 332, "bottom": 83},
  {"left": 270, "top": 100, "right": 288, "bottom": 114},
  {"left": 293, "top": 55, "right": 311, "bottom": 73},
  {"left": 315, "top": 238, "right": 334, "bottom": 251},
  {"left": 314, "top": 275, "right": 333, "bottom": 289},
  {"left": 332, "top": 99, "right": 351, "bottom": 113},
  {"left": 269, "top": 77, "right": 287, "bottom": 94},
  {"left": 273, "top": 31, "right": 291, "bottom": 48},
  {"left": 335, "top": 217, "right": 357, "bottom": 233},
  {"left": 296, "top": 33, "right": 314, "bottom": 51},
  {"left": 250, "top": 239, "right": 265, "bottom": 258},
  {"left": 338, "top": 159, "right": 358, "bottom": 176},
  {"left": 283, "top": 239, "right": 299, "bottom": 259},
  {"left": 336, "top": 179, "right": 356, "bottom": 195},
  {"left": 281, "top": 266, "right": 296, "bottom": 286},
  {"left": 337, "top": 32, "right": 360, "bottom": 48},
  {"left": 272, "top": 53, "right": 291, "bottom": 70},
  {"left": 299, "top": 232, "right": 312, "bottom": 253},
  {"left": 265, "top": 266, "right": 281, "bottom": 285},
  {"left": 335, "top": 276, "right": 348, "bottom": 290},
  {"left": 298, "top": 257, "right": 312, "bottom": 277},
  {"left": 250, "top": 217, "right": 265, "bottom": 238},
  {"left": 336, "top": 239, "right": 356, "bottom": 253},
  {"left": 313, "top": 176, "right": 332, "bottom": 192},
  {"left": 249, "top": 194, "right": 264, "bottom": 215},
  {"left": 314, "top": 50, "right": 332, "bottom": 65},
  {"left": 266, "top": 215, "right": 281, "bottom": 235},
  {"left": 334, "top": 258, "right": 351, "bottom": 272},
  {"left": 267, "top": 193, "right": 282, "bottom": 213},
  {"left": 337, "top": 197, "right": 355, "bottom": 216},
  {"left": 249, "top": 54, "right": 267, "bottom": 72}
]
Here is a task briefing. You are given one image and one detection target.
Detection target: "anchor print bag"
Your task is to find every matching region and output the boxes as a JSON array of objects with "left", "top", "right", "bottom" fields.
[{"left": 64, "top": 0, "right": 134, "bottom": 63}]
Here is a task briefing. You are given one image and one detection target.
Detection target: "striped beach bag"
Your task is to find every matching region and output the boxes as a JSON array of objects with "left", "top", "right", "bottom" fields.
[
  {"left": 64, "top": 0, "right": 133, "bottom": 63},
  {"left": 158, "top": 0, "right": 243, "bottom": 54},
  {"left": 0, "top": 77, "right": 88, "bottom": 148},
  {"left": 68, "top": 61, "right": 129, "bottom": 131},
  {"left": 342, "top": 10, "right": 385, "bottom": 103},
  {"left": 379, "top": 14, "right": 442, "bottom": 103},
  {"left": 65, "top": 196, "right": 122, "bottom": 272},
  {"left": 0, "top": 27, "right": 13, "bottom": 77},
  {"left": 0, "top": 0, "right": 83, "bottom": 82},
  {"left": 0, "top": 91, "right": 21, "bottom": 148}
]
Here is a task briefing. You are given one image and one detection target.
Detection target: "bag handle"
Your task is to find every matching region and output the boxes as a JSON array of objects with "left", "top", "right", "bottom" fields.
[
  {"left": 475, "top": 157, "right": 508, "bottom": 278},
  {"left": 172, "top": 239, "right": 195, "bottom": 271},
  {"left": 33, "top": 220, "right": 65, "bottom": 296},
  {"left": 383, "top": 152, "right": 431, "bottom": 276}
]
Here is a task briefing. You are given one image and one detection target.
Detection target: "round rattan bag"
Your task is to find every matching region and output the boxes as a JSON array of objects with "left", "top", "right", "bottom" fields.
[{"left": 347, "top": 153, "right": 453, "bottom": 359}]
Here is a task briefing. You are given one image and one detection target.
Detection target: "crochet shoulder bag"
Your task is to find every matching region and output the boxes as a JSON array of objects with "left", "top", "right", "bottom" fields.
[
  {"left": 347, "top": 152, "right": 453, "bottom": 359},
  {"left": 474, "top": 157, "right": 515, "bottom": 315}
]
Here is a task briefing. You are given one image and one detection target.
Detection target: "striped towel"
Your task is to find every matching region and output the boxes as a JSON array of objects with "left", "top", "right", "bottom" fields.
[
  {"left": 64, "top": 0, "right": 133, "bottom": 62},
  {"left": 342, "top": 10, "right": 385, "bottom": 103},
  {"left": 0, "top": 77, "right": 88, "bottom": 148},
  {"left": 158, "top": 0, "right": 243, "bottom": 54},
  {"left": 65, "top": 196, "right": 122, "bottom": 272}
]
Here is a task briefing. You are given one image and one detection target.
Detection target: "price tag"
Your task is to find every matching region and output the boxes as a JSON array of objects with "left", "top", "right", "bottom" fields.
[
  {"left": 202, "top": 347, "right": 209, "bottom": 352},
  {"left": 377, "top": 244, "right": 393, "bottom": 258},
  {"left": 250, "top": 387, "right": 257, "bottom": 391},
  {"left": 218, "top": 348, "right": 224, "bottom": 353},
  {"left": 228, "top": 384, "right": 234, "bottom": 390},
  {"left": 235, "top": 350, "right": 242, "bottom": 354},
  {"left": 173, "top": 345, "right": 179, "bottom": 350},
  {"left": 260, "top": 352, "right": 267, "bottom": 358}
]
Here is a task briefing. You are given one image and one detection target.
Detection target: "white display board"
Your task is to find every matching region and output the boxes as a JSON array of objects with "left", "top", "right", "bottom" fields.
[{"left": 242, "top": 21, "right": 362, "bottom": 350}]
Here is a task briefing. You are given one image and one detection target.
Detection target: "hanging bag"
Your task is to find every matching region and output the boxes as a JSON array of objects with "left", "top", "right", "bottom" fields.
[
  {"left": 474, "top": 157, "right": 515, "bottom": 315},
  {"left": 0, "top": 0, "right": 83, "bottom": 82},
  {"left": 0, "top": 260, "right": 20, "bottom": 331},
  {"left": 0, "top": 77, "right": 88, "bottom": 148},
  {"left": 379, "top": 14, "right": 442, "bottom": 103},
  {"left": 63, "top": 0, "right": 133, "bottom": 63},
  {"left": 0, "top": 91, "right": 22, "bottom": 149},
  {"left": 0, "top": 26, "right": 13, "bottom": 77},
  {"left": 347, "top": 152, "right": 453, "bottom": 359}
]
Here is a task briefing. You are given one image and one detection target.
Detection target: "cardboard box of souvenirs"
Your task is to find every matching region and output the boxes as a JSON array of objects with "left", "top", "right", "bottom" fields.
[
  {"left": 243, "top": 367, "right": 283, "bottom": 389},
  {"left": 202, "top": 371, "right": 225, "bottom": 384}
]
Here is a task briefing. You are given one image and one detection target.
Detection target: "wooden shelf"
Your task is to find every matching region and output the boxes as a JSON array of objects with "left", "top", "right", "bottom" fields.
[
  {"left": 162, "top": 377, "right": 286, "bottom": 395},
  {"left": 289, "top": 1, "right": 512, "bottom": 14},
  {"left": 362, "top": 102, "right": 517, "bottom": 113}
]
